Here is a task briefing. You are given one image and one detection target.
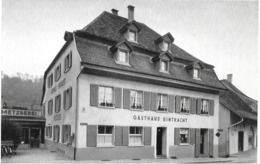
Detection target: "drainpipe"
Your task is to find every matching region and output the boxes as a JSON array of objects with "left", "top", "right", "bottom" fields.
[{"left": 227, "top": 117, "right": 243, "bottom": 157}]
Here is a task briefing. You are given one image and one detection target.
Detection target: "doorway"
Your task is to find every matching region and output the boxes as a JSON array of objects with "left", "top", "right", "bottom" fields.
[
  {"left": 238, "top": 131, "right": 244, "bottom": 151},
  {"left": 200, "top": 129, "right": 209, "bottom": 156},
  {"left": 156, "top": 127, "right": 167, "bottom": 157},
  {"left": 30, "top": 128, "right": 40, "bottom": 148}
]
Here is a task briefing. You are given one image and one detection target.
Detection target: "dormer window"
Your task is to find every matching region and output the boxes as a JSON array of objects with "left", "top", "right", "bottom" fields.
[
  {"left": 185, "top": 61, "right": 204, "bottom": 80},
  {"left": 164, "top": 42, "right": 171, "bottom": 52},
  {"left": 129, "top": 30, "right": 137, "bottom": 42},
  {"left": 160, "top": 60, "right": 169, "bottom": 72},
  {"left": 117, "top": 49, "right": 129, "bottom": 64},
  {"left": 193, "top": 68, "right": 200, "bottom": 79},
  {"left": 154, "top": 33, "right": 174, "bottom": 52}
]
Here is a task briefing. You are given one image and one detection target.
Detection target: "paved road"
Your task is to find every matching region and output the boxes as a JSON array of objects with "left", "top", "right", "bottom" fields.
[{"left": 1, "top": 148, "right": 257, "bottom": 163}]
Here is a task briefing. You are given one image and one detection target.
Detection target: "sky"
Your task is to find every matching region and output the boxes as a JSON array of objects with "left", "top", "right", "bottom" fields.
[{"left": 1, "top": 0, "right": 258, "bottom": 99}]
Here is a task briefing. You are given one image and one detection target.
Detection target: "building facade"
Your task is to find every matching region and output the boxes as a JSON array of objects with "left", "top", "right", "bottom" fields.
[
  {"left": 218, "top": 76, "right": 257, "bottom": 157},
  {"left": 42, "top": 6, "right": 225, "bottom": 160}
]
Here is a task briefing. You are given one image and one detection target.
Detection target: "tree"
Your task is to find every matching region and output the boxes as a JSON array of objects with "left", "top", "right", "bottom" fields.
[{"left": 1, "top": 118, "right": 23, "bottom": 149}]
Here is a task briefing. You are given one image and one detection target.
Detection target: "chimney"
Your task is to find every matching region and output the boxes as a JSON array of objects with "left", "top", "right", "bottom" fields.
[
  {"left": 128, "top": 5, "right": 135, "bottom": 22},
  {"left": 111, "top": 9, "right": 118, "bottom": 16},
  {"left": 227, "top": 74, "right": 233, "bottom": 83}
]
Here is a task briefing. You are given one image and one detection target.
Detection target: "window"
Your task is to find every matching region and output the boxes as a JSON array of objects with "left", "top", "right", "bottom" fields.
[
  {"left": 62, "top": 125, "right": 71, "bottom": 144},
  {"left": 129, "top": 127, "right": 143, "bottom": 146},
  {"left": 249, "top": 135, "right": 253, "bottom": 145},
  {"left": 117, "top": 50, "right": 129, "bottom": 64},
  {"left": 160, "top": 60, "right": 169, "bottom": 72},
  {"left": 48, "top": 99, "right": 53, "bottom": 115},
  {"left": 48, "top": 74, "right": 53, "bottom": 88},
  {"left": 130, "top": 90, "right": 143, "bottom": 110},
  {"left": 201, "top": 99, "right": 209, "bottom": 115},
  {"left": 157, "top": 94, "right": 168, "bottom": 112},
  {"left": 164, "top": 42, "right": 170, "bottom": 51},
  {"left": 54, "top": 125, "right": 60, "bottom": 142},
  {"left": 55, "top": 64, "right": 61, "bottom": 81},
  {"left": 97, "top": 126, "right": 114, "bottom": 146},
  {"left": 46, "top": 126, "right": 52, "bottom": 138},
  {"left": 55, "top": 94, "right": 61, "bottom": 113},
  {"left": 180, "top": 128, "right": 189, "bottom": 144},
  {"left": 129, "top": 30, "right": 137, "bottom": 42},
  {"left": 98, "top": 86, "right": 114, "bottom": 107},
  {"left": 193, "top": 68, "right": 200, "bottom": 79},
  {"left": 64, "top": 52, "right": 72, "bottom": 72},
  {"left": 180, "top": 97, "right": 190, "bottom": 114},
  {"left": 64, "top": 87, "right": 72, "bottom": 109}
]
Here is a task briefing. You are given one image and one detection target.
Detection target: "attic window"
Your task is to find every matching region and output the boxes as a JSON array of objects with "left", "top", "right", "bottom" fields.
[
  {"left": 164, "top": 42, "right": 171, "bottom": 52},
  {"left": 129, "top": 30, "right": 137, "bottom": 42},
  {"left": 116, "top": 49, "right": 129, "bottom": 65},
  {"left": 160, "top": 60, "right": 169, "bottom": 72},
  {"left": 193, "top": 68, "right": 200, "bottom": 79}
]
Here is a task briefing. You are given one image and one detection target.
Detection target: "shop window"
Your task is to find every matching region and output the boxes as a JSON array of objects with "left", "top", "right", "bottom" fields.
[
  {"left": 98, "top": 86, "right": 114, "bottom": 107},
  {"left": 55, "top": 94, "right": 61, "bottom": 113},
  {"left": 116, "top": 49, "right": 129, "bottom": 64},
  {"left": 62, "top": 125, "right": 71, "bottom": 144},
  {"left": 180, "top": 128, "right": 189, "bottom": 144},
  {"left": 54, "top": 125, "right": 60, "bottom": 143},
  {"left": 64, "top": 52, "right": 72, "bottom": 73},
  {"left": 157, "top": 94, "right": 168, "bottom": 112},
  {"left": 48, "top": 74, "right": 53, "bottom": 88},
  {"left": 130, "top": 90, "right": 143, "bottom": 110},
  {"left": 201, "top": 99, "right": 209, "bottom": 115},
  {"left": 160, "top": 60, "right": 169, "bottom": 72},
  {"left": 129, "top": 30, "right": 137, "bottom": 42},
  {"left": 180, "top": 97, "right": 190, "bottom": 114},
  {"left": 129, "top": 127, "right": 143, "bottom": 146},
  {"left": 97, "top": 126, "right": 114, "bottom": 146},
  {"left": 48, "top": 99, "right": 53, "bottom": 115},
  {"left": 55, "top": 64, "right": 61, "bottom": 81},
  {"left": 64, "top": 87, "right": 72, "bottom": 109}
]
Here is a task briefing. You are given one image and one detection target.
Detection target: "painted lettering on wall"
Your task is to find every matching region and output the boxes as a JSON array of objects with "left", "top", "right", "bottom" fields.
[
  {"left": 133, "top": 115, "right": 188, "bottom": 123},
  {"left": 51, "top": 78, "right": 66, "bottom": 94},
  {"left": 1, "top": 109, "right": 40, "bottom": 117},
  {"left": 54, "top": 114, "right": 61, "bottom": 121}
]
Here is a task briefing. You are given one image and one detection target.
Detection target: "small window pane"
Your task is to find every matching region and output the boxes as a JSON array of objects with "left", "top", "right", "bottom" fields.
[
  {"left": 131, "top": 91, "right": 143, "bottom": 109},
  {"left": 118, "top": 51, "right": 127, "bottom": 63},
  {"left": 105, "top": 126, "right": 113, "bottom": 134},
  {"left": 129, "top": 31, "right": 136, "bottom": 41},
  {"left": 98, "top": 126, "right": 105, "bottom": 134},
  {"left": 180, "top": 97, "right": 190, "bottom": 113},
  {"left": 180, "top": 128, "right": 189, "bottom": 144},
  {"left": 161, "top": 60, "right": 168, "bottom": 72}
]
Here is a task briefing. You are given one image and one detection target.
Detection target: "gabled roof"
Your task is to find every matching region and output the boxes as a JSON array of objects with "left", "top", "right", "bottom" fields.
[
  {"left": 219, "top": 80, "right": 257, "bottom": 121},
  {"left": 151, "top": 51, "right": 174, "bottom": 62},
  {"left": 154, "top": 32, "right": 174, "bottom": 44},
  {"left": 109, "top": 40, "right": 133, "bottom": 53},
  {"left": 119, "top": 20, "right": 141, "bottom": 33},
  {"left": 185, "top": 61, "right": 206, "bottom": 70}
]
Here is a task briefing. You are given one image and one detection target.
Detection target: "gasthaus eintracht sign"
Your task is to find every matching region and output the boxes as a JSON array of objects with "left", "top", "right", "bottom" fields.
[
  {"left": 133, "top": 115, "right": 188, "bottom": 122},
  {"left": 1, "top": 109, "right": 40, "bottom": 117}
]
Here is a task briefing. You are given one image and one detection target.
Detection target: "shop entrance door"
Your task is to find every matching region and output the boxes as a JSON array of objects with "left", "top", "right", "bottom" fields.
[
  {"left": 200, "top": 129, "right": 209, "bottom": 157},
  {"left": 30, "top": 128, "right": 40, "bottom": 148},
  {"left": 238, "top": 131, "right": 244, "bottom": 152},
  {"left": 156, "top": 127, "right": 166, "bottom": 157}
]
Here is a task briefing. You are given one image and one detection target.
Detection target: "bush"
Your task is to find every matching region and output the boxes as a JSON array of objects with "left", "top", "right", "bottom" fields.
[{"left": 1, "top": 118, "right": 22, "bottom": 149}]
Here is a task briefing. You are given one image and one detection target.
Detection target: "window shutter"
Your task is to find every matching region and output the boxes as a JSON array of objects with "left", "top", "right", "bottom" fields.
[
  {"left": 62, "top": 125, "right": 64, "bottom": 143},
  {"left": 115, "top": 88, "right": 122, "bottom": 108},
  {"left": 69, "top": 51, "right": 72, "bottom": 68},
  {"left": 209, "top": 129, "right": 214, "bottom": 157},
  {"left": 87, "top": 125, "right": 97, "bottom": 147},
  {"left": 50, "top": 126, "right": 52, "bottom": 138},
  {"left": 174, "top": 128, "right": 180, "bottom": 145},
  {"left": 144, "top": 127, "right": 152, "bottom": 145},
  {"left": 122, "top": 126, "right": 129, "bottom": 146},
  {"left": 168, "top": 95, "right": 175, "bottom": 113},
  {"left": 197, "top": 99, "right": 202, "bottom": 114},
  {"left": 195, "top": 129, "right": 200, "bottom": 157},
  {"left": 143, "top": 92, "right": 151, "bottom": 111},
  {"left": 175, "top": 96, "right": 181, "bottom": 113},
  {"left": 57, "top": 126, "right": 60, "bottom": 142},
  {"left": 209, "top": 100, "right": 214, "bottom": 116},
  {"left": 150, "top": 92, "right": 157, "bottom": 111},
  {"left": 90, "top": 84, "right": 99, "bottom": 107},
  {"left": 69, "top": 88, "right": 72, "bottom": 108},
  {"left": 63, "top": 91, "right": 66, "bottom": 109},
  {"left": 115, "top": 126, "right": 123, "bottom": 146},
  {"left": 190, "top": 128, "right": 195, "bottom": 145},
  {"left": 191, "top": 98, "right": 196, "bottom": 114},
  {"left": 123, "top": 89, "right": 130, "bottom": 109}
]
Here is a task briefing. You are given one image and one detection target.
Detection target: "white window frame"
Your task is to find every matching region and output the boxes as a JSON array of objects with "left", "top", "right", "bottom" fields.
[
  {"left": 116, "top": 49, "right": 129, "bottom": 65},
  {"left": 48, "top": 99, "right": 53, "bottom": 115},
  {"left": 201, "top": 99, "right": 209, "bottom": 115},
  {"left": 64, "top": 52, "right": 72, "bottom": 73},
  {"left": 64, "top": 87, "right": 72, "bottom": 110},
  {"left": 157, "top": 94, "right": 168, "bottom": 112},
  {"left": 193, "top": 68, "right": 200, "bottom": 79},
  {"left": 129, "top": 126, "right": 144, "bottom": 146},
  {"left": 180, "top": 97, "right": 190, "bottom": 114},
  {"left": 55, "top": 94, "right": 61, "bottom": 113},
  {"left": 55, "top": 64, "right": 61, "bottom": 82},
  {"left": 130, "top": 90, "right": 143, "bottom": 110},
  {"left": 97, "top": 125, "right": 114, "bottom": 147},
  {"left": 98, "top": 86, "right": 114, "bottom": 108},
  {"left": 160, "top": 59, "right": 169, "bottom": 73},
  {"left": 180, "top": 128, "right": 189, "bottom": 145},
  {"left": 128, "top": 30, "right": 137, "bottom": 42},
  {"left": 48, "top": 74, "right": 53, "bottom": 88}
]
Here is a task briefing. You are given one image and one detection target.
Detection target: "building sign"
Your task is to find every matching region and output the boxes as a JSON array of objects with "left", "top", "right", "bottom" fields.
[
  {"left": 1, "top": 109, "right": 41, "bottom": 117},
  {"left": 133, "top": 115, "right": 188, "bottom": 123},
  {"left": 54, "top": 114, "right": 61, "bottom": 121},
  {"left": 51, "top": 78, "right": 66, "bottom": 94}
]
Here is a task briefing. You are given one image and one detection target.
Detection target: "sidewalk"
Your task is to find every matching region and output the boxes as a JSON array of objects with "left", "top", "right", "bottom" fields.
[{"left": 1, "top": 148, "right": 257, "bottom": 163}]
